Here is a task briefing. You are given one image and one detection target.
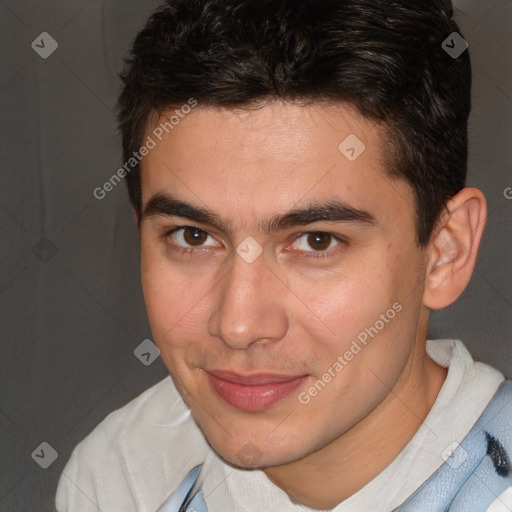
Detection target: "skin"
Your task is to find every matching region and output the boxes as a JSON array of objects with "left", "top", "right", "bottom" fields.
[{"left": 138, "top": 101, "right": 486, "bottom": 509}]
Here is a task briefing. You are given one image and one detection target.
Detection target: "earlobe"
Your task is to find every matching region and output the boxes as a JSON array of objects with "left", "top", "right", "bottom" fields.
[{"left": 423, "top": 187, "right": 487, "bottom": 310}]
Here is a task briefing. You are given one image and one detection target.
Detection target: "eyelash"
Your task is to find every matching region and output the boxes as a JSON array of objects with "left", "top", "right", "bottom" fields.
[
  {"left": 161, "top": 226, "right": 217, "bottom": 256},
  {"left": 290, "top": 233, "right": 346, "bottom": 259},
  {"left": 161, "top": 226, "right": 347, "bottom": 259}
]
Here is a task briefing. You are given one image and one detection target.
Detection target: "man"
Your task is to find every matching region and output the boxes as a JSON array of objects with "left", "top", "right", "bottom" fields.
[{"left": 56, "top": 0, "right": 512, "bottom": 510}]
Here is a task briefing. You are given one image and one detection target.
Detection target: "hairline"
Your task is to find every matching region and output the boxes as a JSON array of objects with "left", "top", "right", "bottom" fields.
[{"left": 135, "top": 97, "right": 425, "bottom": 242}]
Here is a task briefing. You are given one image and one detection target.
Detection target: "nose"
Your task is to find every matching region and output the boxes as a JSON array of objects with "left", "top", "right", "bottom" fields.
[{"left": 208, "top": 252, "right": 289, "bottom": 350}]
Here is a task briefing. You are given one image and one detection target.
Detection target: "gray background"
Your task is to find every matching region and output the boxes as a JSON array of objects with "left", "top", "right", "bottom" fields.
[{"left": 0, "top": 0, "right": 511, "bottom": 510}]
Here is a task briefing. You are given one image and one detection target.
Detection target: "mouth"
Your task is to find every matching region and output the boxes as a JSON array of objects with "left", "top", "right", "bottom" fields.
[{"left": 206, "top": 369, "right": 310, "bottom": 412}]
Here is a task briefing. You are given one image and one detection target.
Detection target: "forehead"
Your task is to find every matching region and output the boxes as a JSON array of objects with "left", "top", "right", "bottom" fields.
[{"left": 140, "top": 102, "right": 415, "bottom": 232}]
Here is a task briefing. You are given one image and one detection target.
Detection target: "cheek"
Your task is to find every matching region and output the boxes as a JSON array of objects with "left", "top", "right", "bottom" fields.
[
  {"left": 290, "top": 265, "right": 397, "bottom": 349},
  {"left": 141, "top": 246, "right": 196, "bottom": 337},
  {"left": 290, "top": 245, "right": 422, "bottom": 378},
  {"left": 140, "top": 244, "right": 218, "bottom": 368},
  {"left": 141, "top": 262, "right": 176, "bottom": 333}
]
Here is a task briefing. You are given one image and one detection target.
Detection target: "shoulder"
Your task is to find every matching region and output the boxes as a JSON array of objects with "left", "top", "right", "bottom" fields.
[
  {"left": 453, "top": 379, "right": 512, "bottom": 512},
  {"left": 56, "top": 376, "right": 208, "bottom": 511},
  {"left": 69, "top": 375, "right": 184, "bottom": 459}
]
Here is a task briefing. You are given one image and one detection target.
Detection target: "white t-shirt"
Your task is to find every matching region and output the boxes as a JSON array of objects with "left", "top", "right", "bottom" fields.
[{"left": 56, "top": 339, "right": 510, "bottom": 512}]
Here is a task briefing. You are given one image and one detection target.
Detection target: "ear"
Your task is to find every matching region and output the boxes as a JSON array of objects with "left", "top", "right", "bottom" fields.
[{"left": 423, "top": 187, "right": 487, "bottom": 310}]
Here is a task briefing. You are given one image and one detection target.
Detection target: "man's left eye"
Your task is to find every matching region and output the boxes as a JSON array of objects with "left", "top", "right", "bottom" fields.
[{"left": 291, "top": 232, "right": 341, "bottom": 252}]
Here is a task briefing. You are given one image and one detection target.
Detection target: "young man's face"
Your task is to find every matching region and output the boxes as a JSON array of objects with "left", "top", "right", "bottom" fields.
[{"left": 139, "top": 102, "right": 432, "bottom": 468}]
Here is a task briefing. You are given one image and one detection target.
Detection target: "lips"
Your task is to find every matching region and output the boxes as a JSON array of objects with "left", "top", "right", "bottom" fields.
[{"left": 206, "top": 370, "right": 309, "bottom": 412}]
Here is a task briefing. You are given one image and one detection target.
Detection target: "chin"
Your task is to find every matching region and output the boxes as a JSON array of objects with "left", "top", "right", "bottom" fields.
[{"left": 200, "top": 423, "right": 314, "bottom": 470}]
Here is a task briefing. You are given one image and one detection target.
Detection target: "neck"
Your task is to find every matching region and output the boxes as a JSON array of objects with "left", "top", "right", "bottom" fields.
[{"left": 263, "top": 334, "right": 447, "bottom": 509}]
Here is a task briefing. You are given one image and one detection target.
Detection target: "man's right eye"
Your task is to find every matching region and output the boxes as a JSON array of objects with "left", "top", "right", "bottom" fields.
[{"left": 166, "top": 226, "right": 221, "bottom": 249}]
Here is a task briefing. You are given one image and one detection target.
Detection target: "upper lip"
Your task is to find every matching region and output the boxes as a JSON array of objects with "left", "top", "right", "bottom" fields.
[{"left": 206, "top": 369, "right": 309, "bottom": 385}]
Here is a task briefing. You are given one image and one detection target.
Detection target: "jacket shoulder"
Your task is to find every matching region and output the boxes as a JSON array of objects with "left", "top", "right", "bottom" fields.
[{"left": 56, "top": 376, "right": 208, "bottom": 511}]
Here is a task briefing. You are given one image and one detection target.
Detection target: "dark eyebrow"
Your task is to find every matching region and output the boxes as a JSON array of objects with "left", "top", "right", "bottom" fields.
[
  {"left": 142, "top": 193, "right": 376, "bottom": 234},
  {"left": 142, "top": 194, "right": 230, "bottom": 232},
  {"left": 266, "top": 201, "right": 376, "bottom": 232}
]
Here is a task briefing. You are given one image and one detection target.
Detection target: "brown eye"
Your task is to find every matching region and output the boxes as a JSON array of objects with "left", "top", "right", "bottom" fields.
[
  {"left": 166, "top": 226, "right": 221, "bottom": 253},
  {"left": 288, "top": 231, "right": 343, "bottom": 257},
  {"left": 306, "top": 232, "right": 333, "bottom": 251},
  {"left": 182, "top": 227, "right": 209, "bottom": 246}
]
